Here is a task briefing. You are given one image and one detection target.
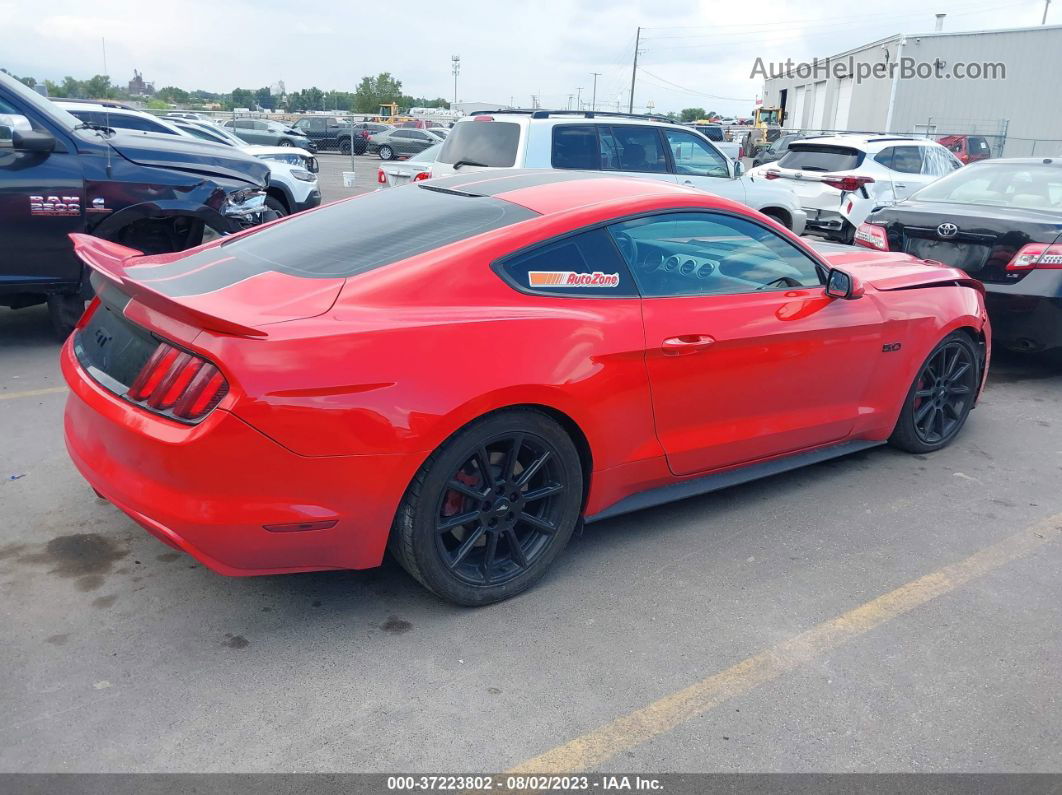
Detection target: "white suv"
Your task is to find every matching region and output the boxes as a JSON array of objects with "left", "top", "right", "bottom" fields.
[
  {"left": 431, "top": 110, "right": 806, "bottom": 234},
  {"left": 746, "top": 135, "right": 962, "bottom": 242}
]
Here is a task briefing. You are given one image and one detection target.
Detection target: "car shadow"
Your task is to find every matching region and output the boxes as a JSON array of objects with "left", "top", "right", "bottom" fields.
[
  {"left": 0, "top": 305, "right": 59, "bottom": 351},
  {"left": 987, "top": 348, "right": 1062, "bottom": 384}
]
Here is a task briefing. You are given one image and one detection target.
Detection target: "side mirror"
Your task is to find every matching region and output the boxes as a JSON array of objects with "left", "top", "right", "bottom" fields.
[
  {"left": 825, "top": 268, "right": 864, "bottom": 300},
  {"left": 13, "top": 129, "right": 55, "bottom": 154},
  {"left": 0, "top": 113, "right": 33, "bottom": 149},
  {"left": 733, "top": 160, "right": 745, "bottom": 178}
]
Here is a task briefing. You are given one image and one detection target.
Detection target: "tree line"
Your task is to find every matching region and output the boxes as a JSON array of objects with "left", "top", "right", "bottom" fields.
[{"left": 2, "top": 69, "right": 450, "bottom": 114}]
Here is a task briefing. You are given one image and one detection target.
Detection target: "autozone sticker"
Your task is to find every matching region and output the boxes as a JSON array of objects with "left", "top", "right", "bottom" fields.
[{"left": 528, "top": 271, "right": 620, "bottom": 288}]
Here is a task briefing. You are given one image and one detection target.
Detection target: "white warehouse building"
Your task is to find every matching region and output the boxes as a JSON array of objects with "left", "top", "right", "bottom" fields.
[{"left": 760, "top": 24, "right": 1062, "bottom": 157}]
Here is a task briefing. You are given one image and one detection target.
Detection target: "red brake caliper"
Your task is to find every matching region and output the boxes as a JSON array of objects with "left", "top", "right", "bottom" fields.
[{"left": 443, "top": 469, "right": 480, "bottom": 518}]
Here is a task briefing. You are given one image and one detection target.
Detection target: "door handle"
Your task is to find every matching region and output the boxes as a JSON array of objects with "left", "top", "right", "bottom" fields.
[
  {"left": 682, "top": 179, "right": 695, "bottom": 186},
  {"left": 661, "top": 334, "right": 716, "bottom": 355}
]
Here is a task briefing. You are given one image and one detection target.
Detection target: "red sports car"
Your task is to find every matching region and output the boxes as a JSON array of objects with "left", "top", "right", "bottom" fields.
[{"left": 63, "top": 171, "right": 991, "bottom": 605}]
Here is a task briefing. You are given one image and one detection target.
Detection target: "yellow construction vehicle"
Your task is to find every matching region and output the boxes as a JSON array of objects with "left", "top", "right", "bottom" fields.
[{"left": 744, "top": 105, "right": 784, "bottom": 158}]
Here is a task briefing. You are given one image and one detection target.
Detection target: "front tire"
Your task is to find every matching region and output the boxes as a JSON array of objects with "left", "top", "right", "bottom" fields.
[
  {"left": 279, "top": 139, "right": 294, "bottom": 147},
  {"left": 389, "top": 410, "right": 583, "bottom": 606},
  {"left": 378, "top": 145, "right": 394, "bottom": 160},
  {"left": 265, "top": 195, "right": 288, "bottom": 217},
  {"left": 889, "top": 332, "right": 979, "bottom": 453},
  {"left": 47, "top": 293, "right": 86, "bottom": 340}
]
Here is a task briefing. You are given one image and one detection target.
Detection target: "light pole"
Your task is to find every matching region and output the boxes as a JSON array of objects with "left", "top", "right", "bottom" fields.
[
  {"left": 576, "top": 87, "right": 583, "bottom": 110},
  {"left": 590, "top": 72, "right": 601, "bottom": 111},
  {"left": 451, "top": 55, "right": 460, "bottom": 110}
]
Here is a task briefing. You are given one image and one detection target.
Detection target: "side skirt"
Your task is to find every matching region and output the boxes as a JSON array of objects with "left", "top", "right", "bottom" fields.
[{"left": 584, "top": 440, "right": 884, "bottom": 524}]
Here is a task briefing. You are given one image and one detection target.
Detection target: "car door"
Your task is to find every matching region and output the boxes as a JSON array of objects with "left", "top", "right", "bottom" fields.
[
  {"left": 0, "top": 100, "right": 86, "bottom": 292},
  {"left": 662, "top": 128, "right": 744, "bottom": 203},
  {"left": 409, "top": 130, "right": 436, "bottom": 154},
  {"left": 608, "top": 211, "right": 884, "bottom": 476}
]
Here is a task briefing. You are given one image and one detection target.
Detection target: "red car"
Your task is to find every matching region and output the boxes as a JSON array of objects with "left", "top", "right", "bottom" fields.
[{"left": 62, "top": 171, "right": 991, "bottom": 605}]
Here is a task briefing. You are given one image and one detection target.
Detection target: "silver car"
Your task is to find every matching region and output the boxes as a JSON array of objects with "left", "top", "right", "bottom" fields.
[{"left": 377, "top": 143, "right": 442, "bottom": 188}]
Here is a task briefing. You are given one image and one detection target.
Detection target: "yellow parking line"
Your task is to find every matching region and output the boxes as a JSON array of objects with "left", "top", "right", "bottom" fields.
[
  {"left": 509, "top": 514, "right": 1062, "bottom": 774},
  {"left": 0, "top": 386, "right": 68, "bottom": 401}
]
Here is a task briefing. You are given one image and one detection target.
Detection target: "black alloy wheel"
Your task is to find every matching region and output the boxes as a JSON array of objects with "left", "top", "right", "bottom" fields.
[
  {"left": 434, "top": 433, "right": 565, "bottom": 587},
  {"left": 389, "top": 410, "right": 583, "bottom": 605},
  {"left": 890, "top": 332, "right": 979, "bottom": 453}
]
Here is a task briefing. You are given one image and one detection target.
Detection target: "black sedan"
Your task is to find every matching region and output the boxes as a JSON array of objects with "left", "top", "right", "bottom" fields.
[{"left": 856, "top": 158, "right": 1062, "bottom": 354}]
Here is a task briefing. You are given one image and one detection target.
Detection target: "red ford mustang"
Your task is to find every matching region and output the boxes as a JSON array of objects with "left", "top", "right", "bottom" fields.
[{"left": 63, "top": 171, "right": 990, "bottom": 605}]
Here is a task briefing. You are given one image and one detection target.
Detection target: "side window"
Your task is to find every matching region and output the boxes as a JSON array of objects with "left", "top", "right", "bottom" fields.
[
  {"left": 234, "top": 120, "right": 253, "bottom": 129},
  {"left": 499, "top": 227, "right": 638, "bottom": 297},
  {"left": 392, "top": 130, "right": 411, "bottom": 139},
  {"left": 873, "top": 147, "right": 894, "bottom": 169},
  {"left": 608, "top": 212, "right": 823, "bottom": 297},
  {"left": 888, "top": 146, "right": 925, "bottom": 174},
  {"left": 254, "top": 121, "right": 269, "bottom": 131},
  {"left": 120, "top": 115, "right": 176, "bottom": 134},
  {"left": 599, "top": 125, "right": 668, "bottom": 173},
  {"left": 552, "top": 125, "right": 601, "bottom": 170},
  {"left": 664, "top": 129, "right": 730, "bottom": 179}
]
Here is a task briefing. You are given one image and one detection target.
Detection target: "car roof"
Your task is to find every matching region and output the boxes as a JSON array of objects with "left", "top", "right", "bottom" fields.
[
  {"left": 788, "top": 134, "right": 941, "bottom": 152},
  {"left": 969, "top": 157, "right": 1062, "bottom": 167},
  {"left": 421, "top": 169, "right": 730, "bottom": 215},
  {"left": 457, "top": 111, "right": 688, "bottom": 131}
]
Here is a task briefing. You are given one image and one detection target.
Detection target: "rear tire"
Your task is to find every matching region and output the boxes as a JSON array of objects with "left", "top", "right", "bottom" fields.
[
  {"left": 338, "top": 138, "right": 352, "bottom": 155},
  {"left": 47, "top": 293, "right": 85, "bottom": 340},
  {"left": 378, "top": 145, "right": 394, "bottom": 161},
  {"left": 389, "top": 409, "right": 583, "bottom": 606},
  {"left": 889, "top": 332, "right": 979, "bottom": 454}
]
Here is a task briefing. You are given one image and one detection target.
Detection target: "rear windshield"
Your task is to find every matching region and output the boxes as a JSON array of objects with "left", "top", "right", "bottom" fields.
[
  {"left": 912, "top": 162, "right": 1062, "bottom": 210},
  {"left": 437, "top": 121, "right": 520, "bottom": 167},
  {"left": 777, "top": 144, "right": 864, "bottom": 172},
  {"left": 135, "top": 185, "right": 539, "bottom": 294},
  {"left": 693, "top": 125, "right": 723, "bottom": 141}
]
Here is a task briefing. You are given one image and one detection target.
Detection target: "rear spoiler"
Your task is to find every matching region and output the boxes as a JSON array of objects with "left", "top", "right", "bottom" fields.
[{"left": 69, "top": 234, "right": 267, "bottom": 338}]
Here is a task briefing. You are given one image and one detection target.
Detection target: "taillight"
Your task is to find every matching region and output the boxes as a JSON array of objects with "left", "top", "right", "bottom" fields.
[
  {"left": 764, "top": 169, "right": 780, "bottom": 180},
  {"left": 854, "top": 222, "right": 890, "bottom": 251},
  {"left": 377, "top": 168, "right": 387, "bottom": 185},
  {"left": 474, "top": 115, "right": 494, "bottom": 122},
  {"left": 823, "top": 175, "right": 875, "bottom": 192},
  {"left": 127, "top": 342, "right": 228, "bottom": 421},
  {"left": 1006, "top": 243, "right": 1062, "bottom": 271},
  {"left": 738, "top": 146, "right": 745, "bottom": 159},
  {"left": 412, "top": 170, "right": 431, "bottom": 182}
]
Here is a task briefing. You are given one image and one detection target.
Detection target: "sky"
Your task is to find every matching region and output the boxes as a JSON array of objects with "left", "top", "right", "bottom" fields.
[{"left": 0, "top": 0, "right": 1053, "bottom": 116}]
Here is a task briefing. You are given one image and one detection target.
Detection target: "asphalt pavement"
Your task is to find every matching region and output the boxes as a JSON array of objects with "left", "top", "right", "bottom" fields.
[{"left": 1, "top": 165, "right": 1061, "bottom": 774}]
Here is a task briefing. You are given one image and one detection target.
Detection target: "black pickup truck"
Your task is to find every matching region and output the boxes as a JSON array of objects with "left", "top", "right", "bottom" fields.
[{"left": 0, "top": 73, "right": 273, "bottom": 337}]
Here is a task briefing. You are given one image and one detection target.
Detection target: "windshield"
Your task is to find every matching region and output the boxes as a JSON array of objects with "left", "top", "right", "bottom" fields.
[
  {"left": 911, "top": 162, "right": 1062, "bottom": 210},
  {"left": 0, "top": 73, "right": 81, "bottom": 130},
  {"left": 437, "top": 121, "right": 520, "bottom": 166},
  {"left": 777, "top": 144, "right": 864, "bottom": 172}
]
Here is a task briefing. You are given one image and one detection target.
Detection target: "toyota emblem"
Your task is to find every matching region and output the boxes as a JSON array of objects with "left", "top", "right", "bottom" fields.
[{"left": 937, "top": 222, "right": 959, "bottom": 238}]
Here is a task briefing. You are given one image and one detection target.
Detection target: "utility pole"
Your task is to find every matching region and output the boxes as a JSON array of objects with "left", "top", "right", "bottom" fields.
[
  {"left": 451, "top": 55, "right": 460, "bottom": 109},
  {"left": 629, "top": 26, "right": 641, "bottom": 114},
  {"left": 567, "top": 94, "right": 573, "bottom": 110},
  {"left": 590, "top": 72, "right": 601, "bottom": 111},
  {"left": 576, "top": 87, "right": 583, "bottom": 110},
  {"left": 1043, "top": 0, "right": 1051, "bottom": 24}
]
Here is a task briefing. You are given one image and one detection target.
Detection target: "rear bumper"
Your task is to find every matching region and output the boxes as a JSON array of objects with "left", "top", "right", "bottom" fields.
[
  {"left": 984, "top": 273, "right": 1062, "bottom": 352},
  {"left": 61, "top": 340, "right": 421, "bottom": 575},
  {"left": 804, "top": 208, "right": 845, "bottom": 234}
]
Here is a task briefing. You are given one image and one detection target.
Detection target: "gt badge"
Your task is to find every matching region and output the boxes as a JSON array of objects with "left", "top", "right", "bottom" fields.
[
  {"left": 30, "top": 195, "right": 80, "bottom": 216},
  {"left": 529, "top": 271, "right": 620, "bottom": 288},
  {"left": 882, "top": 342, "right": 902, "bottom": 353}
]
